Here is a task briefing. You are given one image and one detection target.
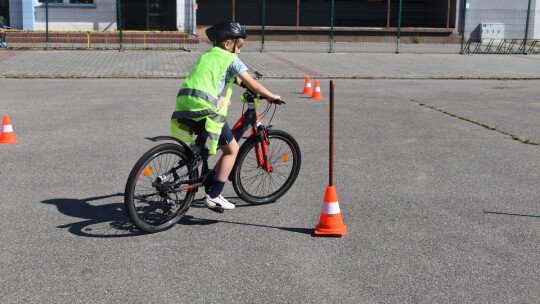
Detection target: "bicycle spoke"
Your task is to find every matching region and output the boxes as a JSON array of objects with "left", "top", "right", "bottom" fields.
[
  {"left": 126, "top": 143, "right": 198, "bottom": 232},
  {"left": 239, "top": 139, "right": 295, "bottom": 197},
  {"left": 232, "top": 130, "right": 301, "bottom": 204}
]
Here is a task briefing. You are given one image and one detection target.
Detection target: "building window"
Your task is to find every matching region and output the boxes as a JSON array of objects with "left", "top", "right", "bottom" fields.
[
  {"left": 69, "top": 0, "right": 93, "bottom": 3},
  {"left": 37, "top": 0, "right": 94, "bottom": 4}
]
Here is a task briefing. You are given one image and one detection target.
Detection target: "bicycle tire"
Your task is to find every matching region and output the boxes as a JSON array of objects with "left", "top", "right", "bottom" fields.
[
  {"left": 124, "top": 143, "right": 198, "bottom": 233},
  {"left": 232, "top": 130, "right": 301, "bottom": 204}
]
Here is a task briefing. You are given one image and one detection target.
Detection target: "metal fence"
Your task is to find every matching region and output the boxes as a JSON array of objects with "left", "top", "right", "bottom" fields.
[
  {"left": 0, "top": 0, "right": 539, "bottom": 54},
  {"left": 462, "top": 5, "right": 539, "bottom": 54}
]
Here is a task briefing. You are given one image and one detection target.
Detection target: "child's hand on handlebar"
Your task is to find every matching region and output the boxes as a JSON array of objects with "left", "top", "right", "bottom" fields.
[
  {"left": 237, "top": 71, "right": 281, "bottom": 103},
  {"left": 267, "top": 95, "right": 281, "bottom": 103}
]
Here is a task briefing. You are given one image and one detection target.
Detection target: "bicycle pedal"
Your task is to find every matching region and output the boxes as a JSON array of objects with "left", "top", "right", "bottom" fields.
[{"left": 206, "top": 206, "right": 225, "bottom": 213}]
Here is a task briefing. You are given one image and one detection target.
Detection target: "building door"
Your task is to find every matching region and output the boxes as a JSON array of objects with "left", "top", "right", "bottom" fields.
[
  {"left": 122, "top": 0, "right": 176, "bottom": 31},
  {"left": 123, "top": 0, "right": 147, "bottom": 30},
  {"left": 0, "top": 0, "right": 9, "bottom": 27},
  {"left": 148, "top": 0, "right": 176, "bottom": 30}
]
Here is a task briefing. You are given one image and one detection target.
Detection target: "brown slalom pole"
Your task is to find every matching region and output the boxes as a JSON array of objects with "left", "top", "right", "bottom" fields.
[
  {"left": 329, "top": 80, "right": 334, "bottom": 187},
  {"left": 313, "top": 80, "right": 347, "bottom": 237}
]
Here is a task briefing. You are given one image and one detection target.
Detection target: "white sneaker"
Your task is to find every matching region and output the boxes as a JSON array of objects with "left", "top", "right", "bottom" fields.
[{"left": 204, "top": 195, "right": 235, "bottom": 210}]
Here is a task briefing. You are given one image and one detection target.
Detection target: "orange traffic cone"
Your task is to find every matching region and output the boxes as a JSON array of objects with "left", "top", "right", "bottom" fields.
[
  {"left": 310, "top": 81, "right": 323, "bottom": 99},
  {"left": 301, "top": 77, "right": 313, "bottom": 95},
  {"left": 0, "top": 115, "right": 18, "bottom": 144},
  {"left": 314, "top": 185, "right": 347, "bottom": 237}
]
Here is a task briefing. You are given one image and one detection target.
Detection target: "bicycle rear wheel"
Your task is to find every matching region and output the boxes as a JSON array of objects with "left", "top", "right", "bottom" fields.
[
  {"left": 232, "top": 130, "right": 301, "bottom": 204},
  {"left": 124, "top": 143, "right": 198, "bottom": 233}
]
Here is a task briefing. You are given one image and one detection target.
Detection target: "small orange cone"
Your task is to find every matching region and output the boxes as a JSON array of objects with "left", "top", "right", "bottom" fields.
[
  {"left": 301, "top": 77, "right": 313, "bottom": 95},
  {"left": 310, "top": 81, "right": 323, "bottom": 100},
  {"left": 314, "top": 185, "right": 347, "bottom": 237},
  {"left": 0, "top": 116, "right": 18, "bottom": 144}
]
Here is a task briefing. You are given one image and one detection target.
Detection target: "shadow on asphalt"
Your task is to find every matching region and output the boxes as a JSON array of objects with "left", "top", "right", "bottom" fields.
[
  {"left": 483, "top": 211, "right": 540, "bottom": 218},
  {"left": 41, "top": 193, "right": 141, "bottom": 238},
  {"left": 181, "top": 198, "right": 314, "bottom": 235},
  {"left": 179, "top": 215, "right": 313, "bottom": 235},
  {"left": 42, "top": 193, "right": 313, "bottom": 238}
]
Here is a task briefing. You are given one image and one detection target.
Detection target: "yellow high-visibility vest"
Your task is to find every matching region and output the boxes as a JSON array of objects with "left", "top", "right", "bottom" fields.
[{"left": 171, "top": 47, "right": 237, "bottom": 154}]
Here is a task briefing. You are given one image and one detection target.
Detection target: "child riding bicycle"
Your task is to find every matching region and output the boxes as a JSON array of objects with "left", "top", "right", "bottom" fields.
[{"left": 170, "top": 21, "right": 281, "bottom": 211}]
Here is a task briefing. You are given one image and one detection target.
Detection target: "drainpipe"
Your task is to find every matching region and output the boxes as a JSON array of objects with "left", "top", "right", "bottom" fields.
[
  {"left": 387, "top": 0, "right": 390, "bottom": 28},
  {"left": 232, "top": 0, "right": 235, "bottom": 21},
  {"left": 191, "top": 0, "right": 198, "bottom": 36},
  {"left": 296, "top": 0, "right": 300, "bottom": 27}
]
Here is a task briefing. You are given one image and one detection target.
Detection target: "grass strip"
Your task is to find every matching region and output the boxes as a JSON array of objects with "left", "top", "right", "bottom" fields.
[{"left": 409, "top": 99, "right": 540, "bottom": 146}]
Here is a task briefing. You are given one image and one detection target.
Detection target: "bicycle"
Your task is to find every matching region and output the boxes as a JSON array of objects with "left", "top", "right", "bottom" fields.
[{"left": 124, "top": 84, "right": 302, "bottom": 233}]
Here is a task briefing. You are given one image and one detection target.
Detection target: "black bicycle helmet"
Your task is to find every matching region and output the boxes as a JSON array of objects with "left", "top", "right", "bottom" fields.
[{"left": 206, "top": 21, "right": 247, "bottom": 45}]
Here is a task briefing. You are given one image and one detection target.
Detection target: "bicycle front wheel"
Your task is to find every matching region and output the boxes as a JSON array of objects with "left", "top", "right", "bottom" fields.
[
  {"left": 124, "top": 143, "right": 198, "bottom": 233},
  {"left": 232, "top": 130, "right": 301, "bottom": 204}
]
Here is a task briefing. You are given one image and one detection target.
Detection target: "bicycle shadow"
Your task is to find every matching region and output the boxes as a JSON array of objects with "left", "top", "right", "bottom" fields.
[
  {"left": 43, "top": 194, "right": 313, "bottom": 237},
  {"left": 184, "top": 197, "right": 314, "bottom": 235},
  {"left": 41, "top": 193, "right": 142, "bottom": 238}
]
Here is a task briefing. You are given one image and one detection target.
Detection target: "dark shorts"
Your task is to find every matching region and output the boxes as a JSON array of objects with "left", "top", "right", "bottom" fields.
[
  {"left": 194, "top": 120, "right": 234, "bottom": 146},
  {"left": 217, "top": 122, "right": 234, "bottom": 145}
]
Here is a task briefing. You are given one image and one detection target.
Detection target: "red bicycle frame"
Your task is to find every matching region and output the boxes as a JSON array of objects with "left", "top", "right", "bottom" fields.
[{"left": 215, "top": 106, "right": 273, "bottom": 173}]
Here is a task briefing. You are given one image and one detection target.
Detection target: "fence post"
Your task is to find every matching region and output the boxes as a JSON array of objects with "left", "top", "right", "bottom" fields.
[
  {"left": 329, "top": 0, "right": 334, "bottom": 53},
  {"left": 45, "top": 0, "right": 49, "bottom": 50},
  {"left": 116, "top": 0, "right": 123, "bottom": 50},
  {"left": 460, "top": 0, "right": 467, "bottom": 54},
  {"left": 396, "top": 0, "right": 402, "bottom": 54},
  {"left": 260, "top": 0, "right": 266, "bottom": 52},
  {"left": 524, "top": 0, "right": 533, "bottom": 54}
]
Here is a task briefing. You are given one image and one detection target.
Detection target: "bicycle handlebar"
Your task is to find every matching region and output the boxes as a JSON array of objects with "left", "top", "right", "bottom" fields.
[
  {"left": 255, "top": 91, "right": 286, "bottom": 105},
  {"left": 238, "top": 81, "right": 285, "bottom": 105},
  {"left": 240, "top": 88, "right": 286, "bottom": 105}
]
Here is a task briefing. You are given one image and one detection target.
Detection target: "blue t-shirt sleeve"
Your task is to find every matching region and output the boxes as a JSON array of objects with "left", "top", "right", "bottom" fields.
[
  {"left": 217, "top": 57, "right": 249, "bottom": 95},
  {"left": 229, "top": 57, "right": 249, "bottom": 76}
]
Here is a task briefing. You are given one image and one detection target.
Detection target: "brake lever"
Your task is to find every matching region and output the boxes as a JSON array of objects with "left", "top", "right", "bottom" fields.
[{"left": 271, "top": 99, "right": 285, "bottom": 105}]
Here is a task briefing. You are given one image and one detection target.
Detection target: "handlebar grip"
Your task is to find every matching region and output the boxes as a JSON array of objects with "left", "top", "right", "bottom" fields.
[
  {"left": 240, "top": 87, "right": 284, "bottom": 104},
  {"left": 257, "top": 95, "right": 285, "bottom": 105}
]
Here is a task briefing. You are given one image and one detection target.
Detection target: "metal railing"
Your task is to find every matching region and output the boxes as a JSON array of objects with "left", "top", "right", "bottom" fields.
[{"left": 0, "top": 0, "right": 538, "bottom": 54}]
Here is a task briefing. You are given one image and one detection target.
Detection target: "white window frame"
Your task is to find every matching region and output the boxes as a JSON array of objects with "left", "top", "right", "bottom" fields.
[{"left": 36, "top": 0, "right": 96, "bottom": 8}]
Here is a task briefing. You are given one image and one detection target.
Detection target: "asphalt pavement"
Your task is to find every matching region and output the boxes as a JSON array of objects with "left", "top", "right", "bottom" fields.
[{"left": 0, "top": 50, "right": 540, "bottom": 303}]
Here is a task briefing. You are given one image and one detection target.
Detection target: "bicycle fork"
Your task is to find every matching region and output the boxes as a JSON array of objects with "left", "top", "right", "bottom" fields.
[{"left": 253, "top": 128, "right": 273, "bottom": 173}]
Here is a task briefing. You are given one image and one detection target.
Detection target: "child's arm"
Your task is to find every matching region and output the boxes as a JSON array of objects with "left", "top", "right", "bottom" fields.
[{"left": 237, "top": 71, "right": 281, "bottom": 102}]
